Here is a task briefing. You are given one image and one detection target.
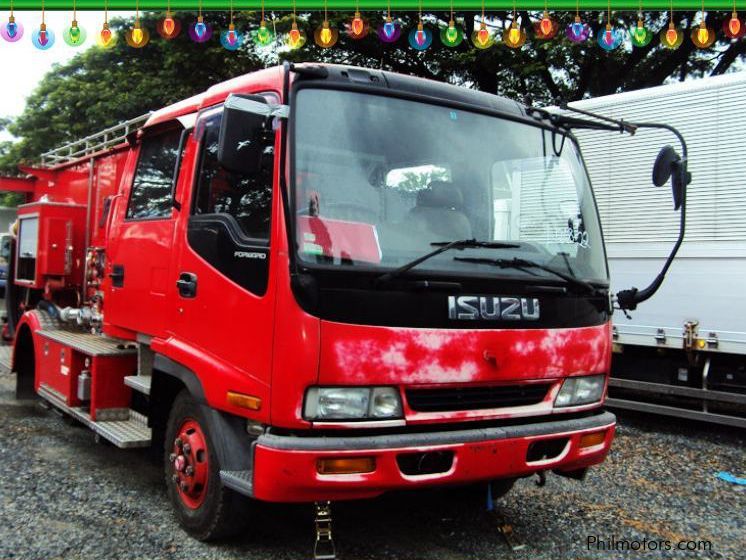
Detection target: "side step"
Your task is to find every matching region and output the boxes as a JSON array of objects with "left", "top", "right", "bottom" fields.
[
  {"left": 220, "top": 470, "right": 253, "bottom": 497},
  {"left": 124, "top": 375, "right": 151, "bottom": 395},
  {"left": 38, "top": 384, "right": 151, "bottom": 448}
]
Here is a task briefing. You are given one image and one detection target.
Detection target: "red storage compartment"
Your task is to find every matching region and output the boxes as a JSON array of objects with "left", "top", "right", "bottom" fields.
[
  {"left": 15, "top": 201, "right": 86, "bottom": 290},
  {"left": 35, "top": 336, "right": 86, "bottom": 407}
]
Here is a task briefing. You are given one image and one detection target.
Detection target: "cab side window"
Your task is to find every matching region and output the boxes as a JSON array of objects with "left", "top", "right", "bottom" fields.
[
  {"left": 127, "top": 129, "right": 183, "bottom": 220},
  {"left": 193, "top": 112, "right": 273, "bottom": 241},
  {"left": 186, "top": 106, "right": 275, "bottom": 296}
]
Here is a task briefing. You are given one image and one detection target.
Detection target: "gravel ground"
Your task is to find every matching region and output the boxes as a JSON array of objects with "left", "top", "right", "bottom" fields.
[{"left": 0, "top": 370, "right": 744, "bottom": 560}]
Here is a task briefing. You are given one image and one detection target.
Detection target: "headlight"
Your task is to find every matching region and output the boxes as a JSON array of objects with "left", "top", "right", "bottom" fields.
[
  {"left": 554, "top": 374, "right": 606, "bottom": 407},
  {"left": 304, "top": 387, "right": 403, "bottom": 420}
]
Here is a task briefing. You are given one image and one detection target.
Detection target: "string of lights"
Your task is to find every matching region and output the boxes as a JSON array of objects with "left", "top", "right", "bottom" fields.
[{"left": 1, "top": 3, "right": 744, "bottom": 50}]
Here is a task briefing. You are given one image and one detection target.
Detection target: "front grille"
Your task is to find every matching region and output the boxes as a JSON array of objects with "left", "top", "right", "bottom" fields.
[{"left": 406, "top": 383, "right": 551, "bottom": 412}]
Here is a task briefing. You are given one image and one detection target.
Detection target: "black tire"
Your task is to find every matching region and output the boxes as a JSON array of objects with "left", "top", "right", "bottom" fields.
[{"left": 164, "top": 390, "right": 251, "bottom": 541}]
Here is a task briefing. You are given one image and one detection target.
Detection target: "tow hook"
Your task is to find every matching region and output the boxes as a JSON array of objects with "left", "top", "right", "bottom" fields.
[
  {"left": 313, "top": 501, "right": 336, "bottom": 560},
  {"left": 534, "top": 471, "right": 547, "bottom": 487}
]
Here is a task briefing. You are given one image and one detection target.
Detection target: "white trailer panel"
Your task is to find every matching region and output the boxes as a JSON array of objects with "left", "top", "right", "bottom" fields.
[{"left": 568, "top": 72, "right": 746, "bottom": 355}]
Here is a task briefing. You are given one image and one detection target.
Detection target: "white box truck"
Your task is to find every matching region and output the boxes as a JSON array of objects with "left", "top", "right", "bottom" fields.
[{"left": 568, "top": 72, "right": 746, "bottom": 428}]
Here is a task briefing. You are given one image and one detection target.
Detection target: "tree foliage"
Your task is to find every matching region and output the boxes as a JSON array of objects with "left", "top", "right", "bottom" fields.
[{"left": 1, "top": 9, "right": 744, "bottom": 183}]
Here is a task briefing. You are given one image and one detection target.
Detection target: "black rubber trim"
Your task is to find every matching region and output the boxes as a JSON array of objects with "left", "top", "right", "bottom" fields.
[
  {"left": 153, "top": 354, "right": 207, "bottom": 403},
  {"left": 153, "top": 353, "right": 255, "bottom": 472},
  {"left": 257, "top": 410, "right": 616, "bottom": 451}
]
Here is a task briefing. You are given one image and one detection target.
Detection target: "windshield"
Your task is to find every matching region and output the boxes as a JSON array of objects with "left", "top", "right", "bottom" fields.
[{"left": 293, "top": 88, "right": 608, "bottom": 284}]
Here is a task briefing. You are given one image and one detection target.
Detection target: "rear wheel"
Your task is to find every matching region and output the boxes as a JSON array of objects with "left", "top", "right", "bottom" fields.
[{"left": 164, "top": 390, "right": 251, "bottom": 540}]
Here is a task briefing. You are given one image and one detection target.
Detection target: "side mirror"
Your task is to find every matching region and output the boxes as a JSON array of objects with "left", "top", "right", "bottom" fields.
[
  {"left": 617, "top": 142, "right": 692, "bottom": 312},
  {"left": 217, "top": 94, "right": 272, "bottom": 175},
  {"left": 652, "top": 145, "right": 690, "bottom": 211}
]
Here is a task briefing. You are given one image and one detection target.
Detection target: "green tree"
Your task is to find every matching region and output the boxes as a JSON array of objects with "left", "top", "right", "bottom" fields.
[
  {"left": 2, "top": 9, "right": 744, "bottom": 183},
  {"left": 0, "top": 12, "right": 265, "bottom": 175}
]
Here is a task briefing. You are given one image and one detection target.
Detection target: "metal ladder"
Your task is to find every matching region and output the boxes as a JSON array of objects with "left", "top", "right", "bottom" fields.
[{"left": 40, "top": 113, "right": 150, "bottom": 167}]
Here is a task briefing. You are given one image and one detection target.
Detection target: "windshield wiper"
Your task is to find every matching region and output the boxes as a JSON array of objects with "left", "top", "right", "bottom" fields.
[
  {"left": 453, "top": 256, "right": 602, "bottom": 295},
  {"left": 375, "top": 239, "right": 519, "bottom": 286}
]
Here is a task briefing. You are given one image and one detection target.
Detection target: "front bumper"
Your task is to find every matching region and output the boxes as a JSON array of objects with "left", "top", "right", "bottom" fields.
[{"left": 250, "top": 410, "right": 616, "bottom": 502}]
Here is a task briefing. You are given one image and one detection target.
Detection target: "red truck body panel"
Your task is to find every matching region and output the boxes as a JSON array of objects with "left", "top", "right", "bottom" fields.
[{"left": 3, "top": 64, "right": 617, "bottom": 507}]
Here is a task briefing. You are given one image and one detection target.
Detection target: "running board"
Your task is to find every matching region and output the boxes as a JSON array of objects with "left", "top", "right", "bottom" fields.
[
  {"left": 38, "top": 384, "right": 152, "bottom": 448},
  {"left": 220, "top": 470, "right": 253, "bottom": 497},
  {"left": 124, "top": 375, "right": 152, "bottom": 395}
]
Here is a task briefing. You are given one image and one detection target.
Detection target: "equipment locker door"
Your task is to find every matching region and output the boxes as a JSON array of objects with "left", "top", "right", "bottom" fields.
[
  {"left": 167, "top": 105, "right": 277, "bottom": 397},
  {"left": 105, "top": 125, "right": 186, "bottom": 337}
]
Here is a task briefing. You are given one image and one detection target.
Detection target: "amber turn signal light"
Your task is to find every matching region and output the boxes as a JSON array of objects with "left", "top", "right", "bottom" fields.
[
  {"left": 317, "top": 457, "right": 376, "bottom": 475},
  {"left": 579, "top": 431, "right": 607, "bottom": 448},
  {"left": 227, "top": 391, "right": 262, "bottom": 411}
]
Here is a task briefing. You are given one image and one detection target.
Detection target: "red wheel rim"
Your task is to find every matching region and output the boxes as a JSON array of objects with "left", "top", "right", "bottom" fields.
[{"left": 170, "top": 418, "right": 209, "bottom": 509}]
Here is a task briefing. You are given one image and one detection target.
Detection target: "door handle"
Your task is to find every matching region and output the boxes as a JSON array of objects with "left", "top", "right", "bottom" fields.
[
  {"left": 177, "top": 272, "right": 197, "bottom": 298},
  {"left": 108, "top": 264, "right": 125, "bottom": 288}
]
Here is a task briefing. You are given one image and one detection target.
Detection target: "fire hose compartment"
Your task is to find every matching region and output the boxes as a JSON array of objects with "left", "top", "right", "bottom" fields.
[{"left": 397, "top": 450, "right": 454, "bottom": 476}]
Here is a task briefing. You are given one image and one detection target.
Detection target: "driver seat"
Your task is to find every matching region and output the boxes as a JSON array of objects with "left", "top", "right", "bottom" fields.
[{"left": 407, "top": 181, "right": 473, "bottom": 241}]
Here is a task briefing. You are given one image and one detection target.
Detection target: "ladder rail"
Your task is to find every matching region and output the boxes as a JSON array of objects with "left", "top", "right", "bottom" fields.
[{"left": 40, "top": 112, "right": 151, "bottom": 167}]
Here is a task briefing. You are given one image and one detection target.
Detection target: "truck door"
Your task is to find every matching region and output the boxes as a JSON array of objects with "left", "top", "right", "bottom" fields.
[
  {"left": 167, "top": 104, "right": 277, "bottom": 396},
  {"left": 105, "top": 124, "right": 187, "bottom": 337}
]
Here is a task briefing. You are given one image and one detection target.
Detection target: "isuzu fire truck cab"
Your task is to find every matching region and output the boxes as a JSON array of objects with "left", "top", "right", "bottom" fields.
[{"left": 1, "top": 63, "right": 689, "bottom": 551}]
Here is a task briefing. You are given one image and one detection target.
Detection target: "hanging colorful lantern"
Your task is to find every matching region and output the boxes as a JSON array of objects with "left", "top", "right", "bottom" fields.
[
  {"left": 63, "top": 19, "right": 87, "bottom": 46},
  {"left": 503, "top": 19, "right": 526, "bottom": 49},
  {"left": 566, "top": 15, "right": 591, "bottom": 42},
  {"left": 219, "top": 0, "right": 242, "bottom": 50},
  {"left": 440, "top": 19, "right": 463, "bottom": 47},
  {"left": 534, "top": 9, "right": 558, "bottom": 40},
  {"left": 126, "top": 23, "right": 148, "bottom": 47},
  {"left": 471, "top": 21, "right": 493, "bottom": 49},
  {"left": 691, "top": 20, "right": 715, "bottom": 48},
  {"left": 471, "top": 1, "right": 493, "bottom": 48},
  {"left": 408, "top": 21, "right": 432, "bottom": 50},
  {"left": 1, "top": 2, "right": 24, "bottom": 43},
  {"left": 63, "top": 1, "right": 85, "bottom": 46},
  {"left": 346, "top": 9, "right": 368, "bottom": 39},
  {"left": 220, "top": 23, "right": 243, "bottom": 50},
  {"left": 126, "top": 20, "right": 150, "bottom": 47},
  {"left": 96, "top": 1, "right": 116, "bottom": 48},
  {"left": 157, "top": 11, "right": 181, "bottom": 39},
  {"left": 377, "top": 17, "right": 400, "bottom": 43},
  {"left": 1, "top": 16, "right": 23, "bottom": 42},
  {"left": 377, "top": 0, "right": 401, "bottom": 43},
  {"left": 439, "top": 1, "right": 462, "bottom": 47},
  {"left": 126, "top": 0, "right": 150, "bottom": 48},
  {"left": 96, "top": 21, "right": 117, "bottom": 48},
  {"left": 408, "top": 1, "right": 432, "bottom": 50},
  {"left": 597, "top": 23, "right": 625, "bottom": 50},
  {"left": 314, "top": 20, "right": 338, "bottom": 48},
  {"left": 660, "top": 21, "right": 683, "bottom": 49},
  {"left": 253, "top": 19, "right": 274, "bottom": 46},
  {"left": 285, "top": 21, "right": 306, "bottom": 49},
  {"left": 630, "top": 16, "right": 652, "bottom": 47},
  {"left": 189, "top": 15, "right": 212, "bottom": 43},
  {"left": 724, "top": 10, "right": 745, "bottom": 38},
  {"left": 253, "top": 0, "right": 274, "bottom": 46},
  {"left": 32, "top": 23, "right": 55, "bottom": 50},
  {"left": 31, "top": 0, "right": 55, "bottom": 49}
]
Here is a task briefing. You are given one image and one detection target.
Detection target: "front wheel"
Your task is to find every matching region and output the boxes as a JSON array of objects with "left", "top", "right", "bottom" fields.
[{"left": 164, "top": 390, "right": 251, "bottom": 540}]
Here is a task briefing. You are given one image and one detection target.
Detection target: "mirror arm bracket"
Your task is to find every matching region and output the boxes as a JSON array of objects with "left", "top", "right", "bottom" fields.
[{"left": 224, "top": 94, "right": 289, "bottom": 120}]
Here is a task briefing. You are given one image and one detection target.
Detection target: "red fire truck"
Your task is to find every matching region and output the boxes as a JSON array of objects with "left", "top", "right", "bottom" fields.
[{"left": 0, "top": 63, "right": 690, "bottom": 555}]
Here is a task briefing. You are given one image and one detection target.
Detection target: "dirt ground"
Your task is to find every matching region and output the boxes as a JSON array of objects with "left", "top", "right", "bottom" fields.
[{"left": 0, "top": 370, "right": 744, "bottom": 560}]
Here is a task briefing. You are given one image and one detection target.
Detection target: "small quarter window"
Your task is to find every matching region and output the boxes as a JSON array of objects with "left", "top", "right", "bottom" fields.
[
  {"left": 127, "top": 129, "right": 183, "bottom": 220},
  {"left": 193, "top": 112, "right": 273, "bottom": 240}
]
